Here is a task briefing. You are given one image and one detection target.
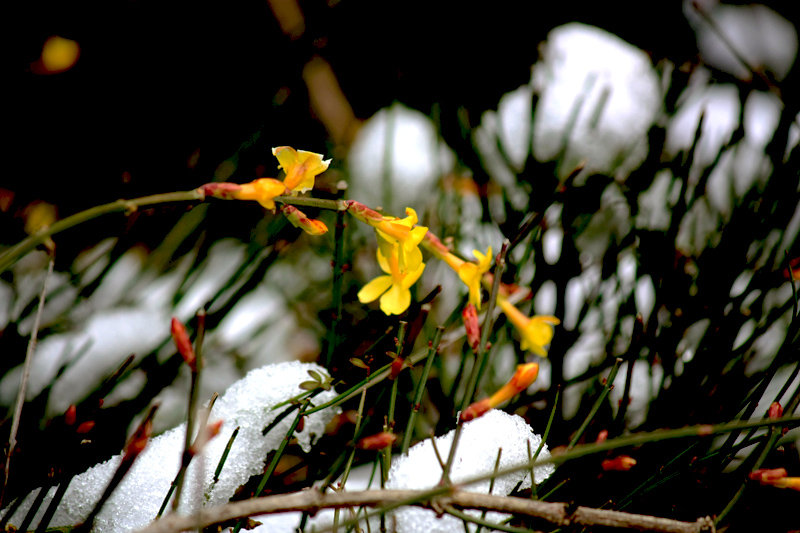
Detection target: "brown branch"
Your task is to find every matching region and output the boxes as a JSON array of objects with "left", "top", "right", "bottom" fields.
[{"left": 135, "top": 488, "right": 715, "bottom": 533}]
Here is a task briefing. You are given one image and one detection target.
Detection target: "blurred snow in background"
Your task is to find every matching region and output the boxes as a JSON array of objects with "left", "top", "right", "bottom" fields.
[
  {"left": 348, "top": 103, "right": 455, "bottom": 215},
  {"left": 531, "top": 23, "right": 662, "bottom": 178}
]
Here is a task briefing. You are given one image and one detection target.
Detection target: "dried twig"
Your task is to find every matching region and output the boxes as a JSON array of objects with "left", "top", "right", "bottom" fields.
[
  {"left": 2, "top": 255, "right": 54, "bottom": 505},
  {"left": 135, "top": 488, "right": 715, "bottom": 533}
]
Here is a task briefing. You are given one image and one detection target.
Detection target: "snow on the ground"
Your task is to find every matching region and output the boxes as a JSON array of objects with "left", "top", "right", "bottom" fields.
[
  {"left": 1, "top": 361, "right": 340, "bottom": 532},
  {"left": 386, "top": 410, "right": 554, "bottom": 533}
]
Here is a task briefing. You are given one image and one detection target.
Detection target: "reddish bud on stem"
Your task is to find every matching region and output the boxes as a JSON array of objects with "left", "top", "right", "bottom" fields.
[
  {"left": 76, "top": 421, "right": 95, "bottom": 434},
  {"left": 357, "top": 432, "right": 397, "bottom": 450},
  {"left": 171, "top": 317, "right": 196, "bottom": 371},
  {"left": 462, "top": 303, "right": 480, "bottom": 352},
  {"left": 602, "top": 455, "right": 637, "bottom": 471},
  {"left": 65, "top": 405, "right": 77, "bottom": 426}
]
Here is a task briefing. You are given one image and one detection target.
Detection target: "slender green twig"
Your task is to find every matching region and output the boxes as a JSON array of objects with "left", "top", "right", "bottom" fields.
[
  {"left": 274, "top": 195, "right": 346, "bottom": 211},
  {"left": 170, "top": 310, "right": 207, "bottom": 513},
  {"left": 444, "top": 504, "right": 532, "bottom": 533},
  {"left": 568, "top": 358, "right": 623, "bottom": 449},
  {"left": 441, "top": 242, "right": 509, "bottom": 485},
  {"left": 530, "top": 387, "right": 559, "bottom": 500},
  {"left": 476, "top": 448, "right": 504, "bottom": 533},
  {"left": 326, "top": 208, "right": 347, "bottom": 368},
  {"left": 232, "top": 400, "right": 310, "bottom": 533},
  {"left": 383, "top": 321, "right": 407, "bottom": 481},
  {"left": 211, "top": 427, "right": 239, "bottom": 485},
  {"left": 331, "top": 385, "right": 369, "bottom": 533},
  {"left": 0, "top": 191, "right": 203, "bottom": 273},
  {"left": 402, "top": 327, "right": 445, "bottom": 455}
]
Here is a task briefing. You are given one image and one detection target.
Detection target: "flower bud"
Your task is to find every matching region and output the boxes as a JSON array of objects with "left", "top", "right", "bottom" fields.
[
  {"left": 462, "top": 303, "right": 480, "bottom": 351},
  {"left": 602, "top": 455, "right": 637, "bottom": 471},
  {"left": 357, "top": 431, "right": 397, "bottom": 450},
  {"left": 171, "top": 317, "right": 196, "bottom": 371},
  {"left": 768, "top": 401, "right": 783, "bottom": 419},
  {"left": 282, "top": 205, "right": 328, "bottom": 235}
]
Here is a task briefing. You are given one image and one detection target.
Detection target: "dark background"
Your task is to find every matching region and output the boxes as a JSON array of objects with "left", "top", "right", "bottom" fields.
[{"left": 7, "top": 0, "right": 709, "bottom": 211}]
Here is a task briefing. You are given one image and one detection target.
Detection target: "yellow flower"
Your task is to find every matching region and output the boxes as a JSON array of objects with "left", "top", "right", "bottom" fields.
[
  {"left": 444, "top": 248, "right": 492, "bottom": 310},
  {"left": 498, "top": 298, "right": 559, "bottom": 356},
  {"left": 234, "top": 178, "right": 287, "bottom": 210},
  {"left": 358, "top": 243, "right": 425, "bottom": 315},
  {"left": 346, "top": 202, "right": 428, "bottom": 272},
  {"left": 374, "top": 208, "right": 428, "bottom": 271},
  {"left": 272, "top": 146, "right": 331, "bottom": 194}
]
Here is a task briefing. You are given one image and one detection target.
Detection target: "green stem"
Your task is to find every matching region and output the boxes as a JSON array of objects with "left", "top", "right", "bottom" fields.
[
  {"left": 325, "top": 209, "right": 347, "bottom": 368},
  {"left": 441, "top": 241, "right": 509, "bottom": 485},
  {"left": 232, "top": 401, "right": 309, "bottom": 533},
  {"left": 402, "top": 327, "right": 445, "bottom": 455},
  {"left": 0, "top": 190, "right": 204, "bottom": 273},
  {"left": 568, "top": 358, "right": 623, "bottom": 449},
  {"left": 274, "top": 195, "right": 346, "bottom": 211}
]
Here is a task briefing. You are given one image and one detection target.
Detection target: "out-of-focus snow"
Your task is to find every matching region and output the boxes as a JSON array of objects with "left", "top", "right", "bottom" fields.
[
  {"left": 531, "top": 23, "right": 661, "bottom": 178},
  {"left": 348, "top": 103, "right": 455, "bottom": 214},
  {"left": 386, "top": 410, "right": 554, "bottom": 533},
  {"left": 0, "top": 307, "right": 170, "bottom": 415},
  {"left": 609, "top": 360, "right": 665, "bottom": 428},
  {"left": 1, "top": 361, "right": 340, "bottom": 532},
  {"left": 686, "top": 2, "right": 798, "bottom": 82}
]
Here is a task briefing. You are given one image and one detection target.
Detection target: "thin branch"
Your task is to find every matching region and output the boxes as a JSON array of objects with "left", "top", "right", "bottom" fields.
[
  {"left": 134, "top": 488, "right": 714, "bottom": 533},
  {"left": 2, "top": 255, "right": 54, "bottom": 504}
]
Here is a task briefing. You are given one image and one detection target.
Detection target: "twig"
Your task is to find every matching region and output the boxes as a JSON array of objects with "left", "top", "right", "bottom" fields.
[
  {"left": 325, "top": 208, "right": 347, "bottom": 368},
  {"left": 402, "top": 326, "right": 445, "bottom": 455},
  {"left": 2, "top": 255, "right": 54, "bottom": 504},
  {"left": 568, "top": 357, "right": 623, "bottom": 449},
  {"left": 442, "top": 241, "right": 509, "bottom": 484},
  {"left": 134, "top": 488, "right": 715, "bottom": 533}
]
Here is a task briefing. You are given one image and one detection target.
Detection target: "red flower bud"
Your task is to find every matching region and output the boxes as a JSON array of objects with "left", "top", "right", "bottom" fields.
[
  {"left": 595, "top": 429, "right": 608, "bottom": 443},
  {"left": 749, "top": 468, "right": 788, "bottom": 483},
  {"left": 65, "top": 405, "right": 77, "bottom": 426},
  {"left": 602, "top": 455, "right": 637, "bottom": 471},
  {"left": 390, "top": 356, "right": 405, "bottom": 380},
  {"left": 76, "top": 420, "right": 95, "bottom": 434},
  {"left": 171, "top": 317, "right": 196, "bottom": 371},
  {"left": 357, "top": 431, "right": 397, "bottom": 450},
  {"left": 462, "top": 303, "right": 480, "bottom": 352},
  {"left": 460, "top": 398, "right": 492, "bottom": 422},
  {"left": 768, "top": 401, "right": 783, "bottom": 419}
]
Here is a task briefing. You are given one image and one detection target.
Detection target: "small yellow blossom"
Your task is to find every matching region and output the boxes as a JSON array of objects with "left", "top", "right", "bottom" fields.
[
  {"left": 443, "top": 247, "right": 492, "bottom": 310},
  {"left": 498, "top": 298, "right": 559, "bottom": 356},
  {"left": 358, "top": 243, "right": 425, "bottom": 315},
  {"left": 346, "top": 201, "right": 428, "bottom": 272},
  {"left": 272, "top": 146, "right": 331, "bottom": 194}
]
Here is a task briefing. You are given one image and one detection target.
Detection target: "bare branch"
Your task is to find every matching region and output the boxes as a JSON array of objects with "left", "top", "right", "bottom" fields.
[{"left": 135, "top": 488, "right": 715, "bottom": 533}]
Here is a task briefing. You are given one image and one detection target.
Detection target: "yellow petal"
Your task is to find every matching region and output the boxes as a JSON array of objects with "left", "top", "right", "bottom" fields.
[
  {"left": 407, "top": 225, "right": 429, "bottom": 248},
  {"left": 272, "top": 146, "right": 331, "bottom": 193},
  {"left": 402, "top": 261, "right": 426, "bottom": 289},
  {"left": 380, "top": 283, "right": 410, "bottom": 315},
  {"left": 521, "top": 317, "right": 558, "bottom": 356},
  {"left": 358, "top": 275, "right": 393, "bottom": 304},
  {"left": 458, "top": 263, "right": 482, "bottom": 309},
  {"left": 235, "top": 178, "right": 286, "bottom": 210}
]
